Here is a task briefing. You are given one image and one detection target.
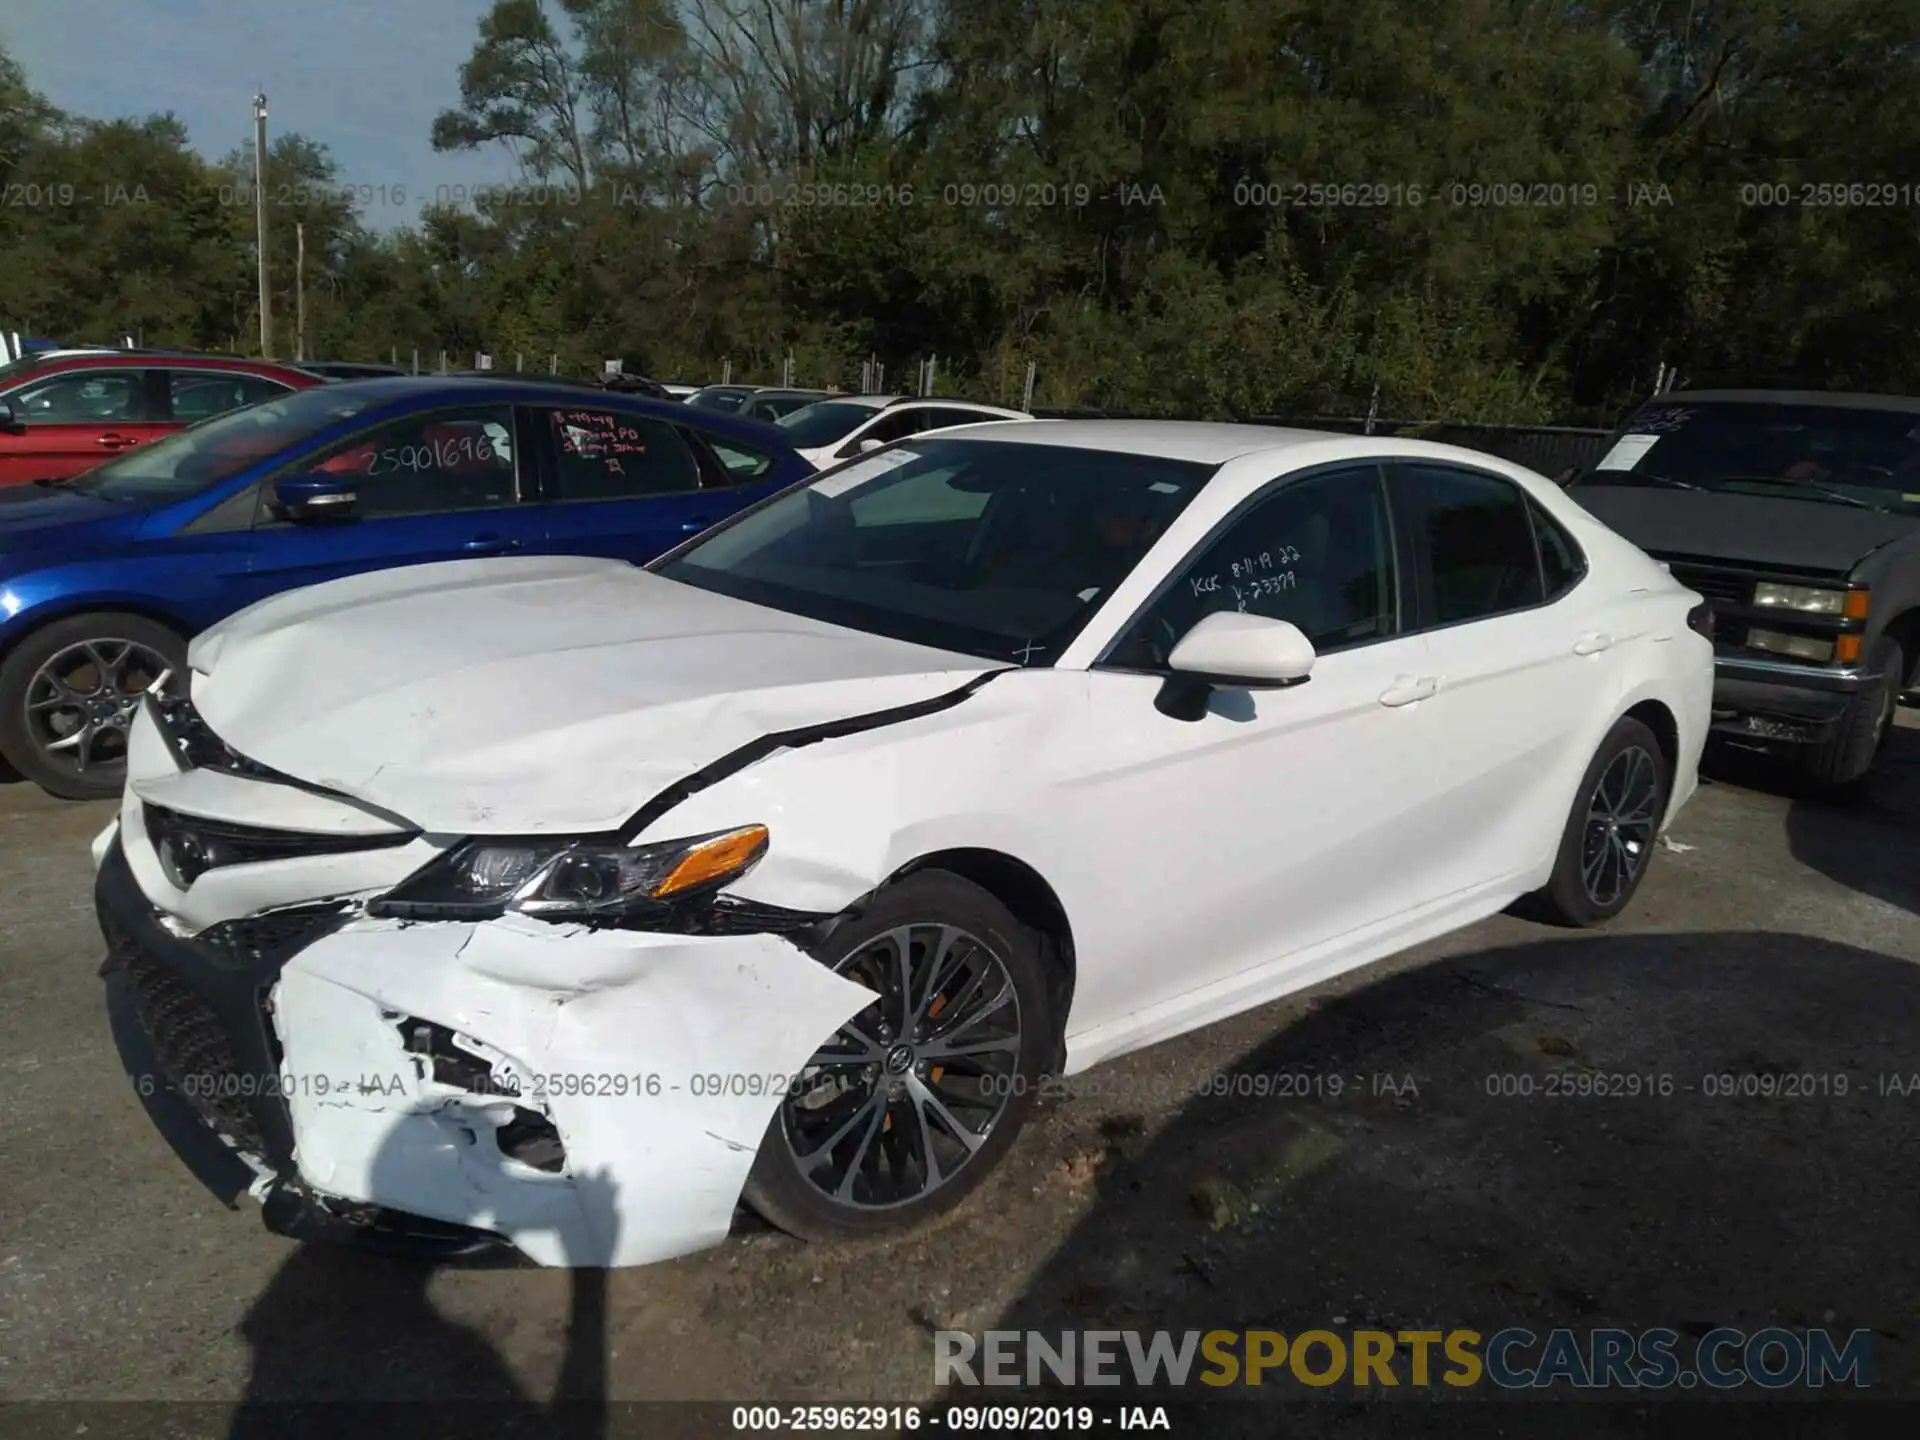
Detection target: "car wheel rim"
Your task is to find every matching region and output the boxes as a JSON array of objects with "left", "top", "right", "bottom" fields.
[
  {"left": 1581, "top": 744, "right": 1660, "bottom": 908},
  {"left": 780, "top": 922, "right": 1022, "bottom": 1210},
  {"left": 22, "top": 638, "right": 167, "bottom": 777}
]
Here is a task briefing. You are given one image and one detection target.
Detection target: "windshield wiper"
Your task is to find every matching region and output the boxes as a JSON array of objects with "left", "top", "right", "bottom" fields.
[
  {"left": 1584, "top": 470, "right": 1705, "bottom": 491},
  {"left": 1714, "top": 475, "right": 1880, "bottom": 510}
]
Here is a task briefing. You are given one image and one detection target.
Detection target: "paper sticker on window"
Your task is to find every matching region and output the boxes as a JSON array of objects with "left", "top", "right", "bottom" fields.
[
  {"left": 1595, "top": 434, "right": 1662, "bottom": 472},
  {"left": 812, "top": 448, "right": 919, "bottom": 497}
]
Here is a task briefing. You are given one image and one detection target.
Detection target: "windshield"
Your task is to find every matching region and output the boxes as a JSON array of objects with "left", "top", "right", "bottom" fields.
[
  {"left": 777, "top": 400, "right": 883, "bottom": 447},
  {"left": 655, "top": 437, "right": 1214, "bottom": 664},
  {"left": 57, "top": 385, "right": 382, "bottom": 503},
  {"left": 687, "top": 387, "right": 749, "bottom": 412},
  {"left": 1572, "top": 401, "right": 1920, "bottom": 513}
]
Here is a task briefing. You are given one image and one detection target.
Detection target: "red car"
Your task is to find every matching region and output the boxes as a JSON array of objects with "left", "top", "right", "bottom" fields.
[{"left": 0, "top": 351, "right": 322, "bottom": 485}]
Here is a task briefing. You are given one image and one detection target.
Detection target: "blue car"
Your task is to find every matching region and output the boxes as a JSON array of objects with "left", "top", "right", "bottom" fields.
[{"left": 0, "top": 377, "right": 814, "bottom": 798}]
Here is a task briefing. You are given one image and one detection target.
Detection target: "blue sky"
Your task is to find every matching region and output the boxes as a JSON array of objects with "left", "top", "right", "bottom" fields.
[{"left": 1, "top": 0, "right": 520, "bottom": 226}]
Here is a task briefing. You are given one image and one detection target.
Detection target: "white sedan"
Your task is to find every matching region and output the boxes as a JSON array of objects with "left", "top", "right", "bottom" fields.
[
  {"left": 95, "top": 421, "right": 1712, "bottom": 1267},
  {"left": 776, "top": 394, "right": 1032, "bottom": 468}
]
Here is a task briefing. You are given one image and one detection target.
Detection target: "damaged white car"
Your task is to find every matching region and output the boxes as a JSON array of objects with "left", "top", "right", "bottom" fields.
[{"left": 96, "top": 421, "right": 1714, "bottom": 1268}]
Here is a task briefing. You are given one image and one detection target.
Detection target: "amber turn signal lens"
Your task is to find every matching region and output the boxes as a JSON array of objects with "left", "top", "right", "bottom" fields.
[
  {"left": 1834, "top": 634, "right": 1863, "bottom": 664},
  {"left": 1843, "top": 590, "right": 1871, "bottom": 620},
  {"left": 652, "top": 825, "right": 770, "bottom": 898}
]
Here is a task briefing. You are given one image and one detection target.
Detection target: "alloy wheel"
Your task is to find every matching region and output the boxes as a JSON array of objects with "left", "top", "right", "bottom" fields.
[
  {"left": 1581, "top": 744, "right": 1660, "bottom": 908},
  {"left": 780, "top": 923, "right": 1022, "bottom": 1210},
  {"left": 22, "top": 637, "right": 168, "bottom": 777}
]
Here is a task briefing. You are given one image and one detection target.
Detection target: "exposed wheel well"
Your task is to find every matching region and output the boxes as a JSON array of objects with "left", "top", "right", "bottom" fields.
[
  {"left": 1881, "top": 609, "right": 1920, "bottom": 691},
  {"left": 895, "top": 847, "right": 1076, "bottom": 1066},
  {"left": 1623, "top": 698, "right": 1679, "bottom": 778}
]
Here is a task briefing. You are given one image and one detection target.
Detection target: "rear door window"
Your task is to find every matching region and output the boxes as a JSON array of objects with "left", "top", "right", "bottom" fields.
[
  {"left": 542, "top": 407, "right": 703, "bottom": 499},
  {"left": 1399, "top": 465, "right": 1547, "bottom": 625}
]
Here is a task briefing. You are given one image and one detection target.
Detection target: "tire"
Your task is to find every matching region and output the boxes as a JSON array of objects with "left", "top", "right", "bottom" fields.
[
  {"left": 741, "top": 870, "right": 1053, "bottom": 1243},
  {"left": 1796, "top": 637, "right": 1903, "bottom": 794},
  {"left": 0, "top": 612, "right": 186, "bottom": 801},
  {"left": 1522, "top": 716, "right": 1672, "bottom": 929}
]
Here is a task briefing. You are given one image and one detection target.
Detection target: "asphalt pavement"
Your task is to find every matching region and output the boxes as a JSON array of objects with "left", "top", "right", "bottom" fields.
[{"left": 1, "top": 716, "right": 1916, "bottom": 1429}]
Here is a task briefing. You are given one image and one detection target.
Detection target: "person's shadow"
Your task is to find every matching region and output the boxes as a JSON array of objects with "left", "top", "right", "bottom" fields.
[{"left": 226, "top": 1126, "right": 618, "bottom": 1440}]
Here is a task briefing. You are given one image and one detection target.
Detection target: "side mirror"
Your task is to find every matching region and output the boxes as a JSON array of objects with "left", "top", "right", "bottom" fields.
[
  {"left": 271, "top": 472, "right": 358, "bottom": 523},
  {"left": 0, "top": 401, "right": 20, "bottom": 433},
  {"left": 1157, "top": 612, "right": 1315, "bottom": 721},
  {"left": 857, "top": 437, "right": 883, "bottom": 453}
]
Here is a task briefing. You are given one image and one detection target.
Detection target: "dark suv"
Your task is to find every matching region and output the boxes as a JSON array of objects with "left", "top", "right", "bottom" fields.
[{"left": 1569, "top": 390, "right": 1919, "bottom": 787}]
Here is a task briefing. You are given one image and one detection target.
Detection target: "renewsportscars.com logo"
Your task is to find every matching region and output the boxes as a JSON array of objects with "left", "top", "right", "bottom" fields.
[{"left": 935, "top": 1327, "right": 1875, "bottom": 1391}]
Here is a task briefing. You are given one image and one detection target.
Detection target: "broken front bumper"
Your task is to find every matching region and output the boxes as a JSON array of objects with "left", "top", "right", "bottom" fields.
[{"left": 97, "top": 836, "right": 875, "bottom": 1268}]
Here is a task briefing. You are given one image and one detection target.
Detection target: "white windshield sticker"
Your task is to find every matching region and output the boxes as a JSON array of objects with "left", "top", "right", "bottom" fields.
[
  {"left": 810, "top": 449, "right": 919, "bottom": 497},
  {"left": 1595, "top": 434, "right": 1662, "bottom": 472}
]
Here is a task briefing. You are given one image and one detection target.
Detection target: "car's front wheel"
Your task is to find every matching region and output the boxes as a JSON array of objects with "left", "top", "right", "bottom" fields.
[
  {"left": 0, "top": 612, "right": 185, "bottom": 801},
  {"left": 742, "top": 870, "right": 1053, "bottom": 1242}
]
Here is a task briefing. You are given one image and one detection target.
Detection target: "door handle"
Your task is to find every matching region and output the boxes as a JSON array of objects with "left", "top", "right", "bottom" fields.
[
  {"left": 462, "top": 534, "right": 521, "bottom": 554},
  {"left": 95, "top": 433, "right": 140, "bottom": 449},
  {"left": 1379, "top": 675, "right": 1437, "bottom": 707},
  {"left": 680, "top": 517, "right": 714, "bottom": 534},
  {"left": 1573, "top": 632, "right": 1614, "bottom": 656}
]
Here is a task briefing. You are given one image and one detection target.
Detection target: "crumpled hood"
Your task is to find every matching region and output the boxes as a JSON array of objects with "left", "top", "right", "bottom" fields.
[
  {"left": 186, "top": 555, "right": 1001, "bottom": 834},
  {"left": 1569, "top": 484, "right": 1918, "bottom": 575}
]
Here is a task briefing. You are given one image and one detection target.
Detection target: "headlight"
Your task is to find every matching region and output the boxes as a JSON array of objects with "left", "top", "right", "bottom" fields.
[
  {"left": 370, "top": 824, "right": 769, "bottom": 923},
  {"left": 1745, "top": 628, "right": 1835, "bottom": 663},
  {"left": 1752, "top": 582, "right": 1846, "bottom": 615}
]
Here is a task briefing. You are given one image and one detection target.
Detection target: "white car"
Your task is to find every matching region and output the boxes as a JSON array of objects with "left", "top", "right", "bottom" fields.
[
  {"left": 777, "top": 394, "right": 1032, "bottom": 467},
  {"left": 96, "top": 421, "right": 1712, "bottom": 1268}
]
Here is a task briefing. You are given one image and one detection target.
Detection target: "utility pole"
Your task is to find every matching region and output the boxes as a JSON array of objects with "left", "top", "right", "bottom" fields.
[
  {"left": 253, "top": 91, "right": 273, "bottom": 358},
  {"left": 294, "top": 222, "right": 306, "bottom": 362}
]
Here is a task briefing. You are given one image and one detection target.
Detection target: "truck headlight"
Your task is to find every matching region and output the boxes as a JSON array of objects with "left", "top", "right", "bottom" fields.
[
  {"left": 371, "top": 824, "right": 769, "bottom": 923},
  {"left": 1752, "top": 583, "right": 1846, "bottom": 615},
  {"left": 1745, "top": 629, "right": 1835, "bottom": 663}
]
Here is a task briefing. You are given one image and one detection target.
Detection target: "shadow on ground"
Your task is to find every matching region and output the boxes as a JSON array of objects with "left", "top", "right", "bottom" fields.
[
  {"left": 967, "top": 930, "right": 1920, "bottom": 1434},
  {"left": 222, "top": 1146, "right": 618, "bottom": 1438},
  {"left": 1783, "top": 724, "right": 1920, "bottom": 917}
]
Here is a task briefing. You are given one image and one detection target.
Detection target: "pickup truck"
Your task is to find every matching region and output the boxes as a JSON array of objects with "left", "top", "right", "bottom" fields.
[{"left": 1567, "top": 389, "right": 1919, "bottom": 789}]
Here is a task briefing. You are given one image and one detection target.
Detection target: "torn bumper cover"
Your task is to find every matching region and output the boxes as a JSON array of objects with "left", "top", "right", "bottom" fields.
[{"left": 97, "top": 838, "right": 876, "bottom": 1268}]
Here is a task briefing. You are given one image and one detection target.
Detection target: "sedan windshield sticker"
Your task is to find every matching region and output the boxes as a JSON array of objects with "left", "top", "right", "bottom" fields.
[
  {"left": 811, "top": 447, "right": 920, "bottom": 497},
  {"left": 1595, "top": 434, "right": 1662, "bottom": 472}
]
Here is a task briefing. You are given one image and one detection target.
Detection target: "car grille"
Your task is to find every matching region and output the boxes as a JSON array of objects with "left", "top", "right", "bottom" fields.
[
  {"left": 115, "top": 938, "right": 268, "bottom": 1154},
  {"left": 198, "top": 903, "right": 350, "bottom": 966}
]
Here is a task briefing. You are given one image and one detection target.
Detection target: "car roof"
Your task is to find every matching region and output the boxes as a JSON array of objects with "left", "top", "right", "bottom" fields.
[
  {"left": 929, "top": 418, "right": 1336, "bottom": 463},
  {"left": 1657, "top": 389, "right": 1920, "bottom": 413},
  {"left": 0, "top": 350, "right": 317, "bottom": 380},
  {"left": 315, "top": 374, "right": 800, "bottom": 440}
]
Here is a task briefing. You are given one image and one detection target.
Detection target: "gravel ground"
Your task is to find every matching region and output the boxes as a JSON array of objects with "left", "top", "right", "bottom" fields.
[{"left": 1, "top": 716, "right": 1916, "bottom": 1433}]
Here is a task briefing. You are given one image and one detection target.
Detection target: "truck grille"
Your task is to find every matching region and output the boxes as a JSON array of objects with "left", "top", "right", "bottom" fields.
[{"left": 1664, "top": 562, "right": 1751, "bottom": 608}]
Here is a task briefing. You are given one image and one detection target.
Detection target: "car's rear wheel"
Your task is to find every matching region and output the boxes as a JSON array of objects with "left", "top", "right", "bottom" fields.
[
  {"left": 0, "top": 612, "right": 185, "bottom": 801},
  {"left": 741, "top": 870, "right": 1052, "bottom": 1242},
  {"left": 1523, "top": 716, "right": 1672, "bottom": 928}
]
